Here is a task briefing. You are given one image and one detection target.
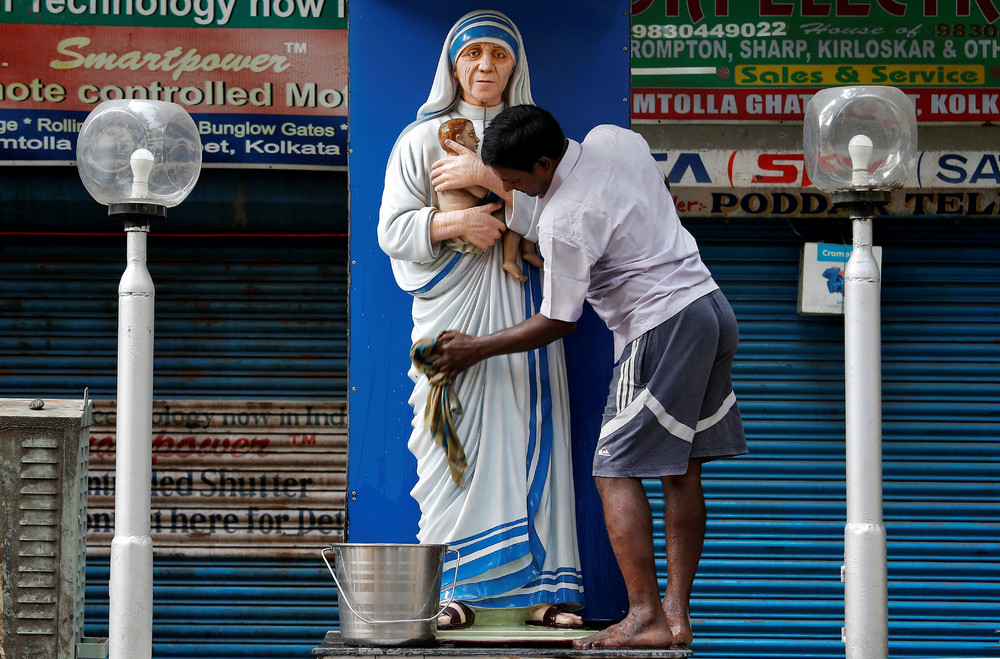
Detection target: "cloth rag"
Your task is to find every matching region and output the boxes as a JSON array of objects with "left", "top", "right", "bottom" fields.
[{"left": 410, "top": 332, "right": 467, "bottom": 487}]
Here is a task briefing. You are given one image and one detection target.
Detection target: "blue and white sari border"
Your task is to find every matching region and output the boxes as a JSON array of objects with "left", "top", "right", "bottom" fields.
[{"left": 404, "top": 251, "right": 462, "bottom": 296}]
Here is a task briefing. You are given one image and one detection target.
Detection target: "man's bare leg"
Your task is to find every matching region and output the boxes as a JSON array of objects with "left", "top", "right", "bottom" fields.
[
  {"left": 661, "top": 458, "right": 707, "bottom": 647},
  {"left": 574, "top": 477, "right": 674, "bottom": 649}
]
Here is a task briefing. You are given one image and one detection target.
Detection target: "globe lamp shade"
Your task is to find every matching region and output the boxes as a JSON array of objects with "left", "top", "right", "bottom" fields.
[
  {"left": 76, "top": 99, "right": 202, "bottom": 208},
  {"left": 803, "top": 86, "right": 916, "bottom": 193}
]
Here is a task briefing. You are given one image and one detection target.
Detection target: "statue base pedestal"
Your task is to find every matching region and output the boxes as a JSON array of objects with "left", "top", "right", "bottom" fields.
[{"left": 312, "top": 631, "right": 694, "bottom": 658}]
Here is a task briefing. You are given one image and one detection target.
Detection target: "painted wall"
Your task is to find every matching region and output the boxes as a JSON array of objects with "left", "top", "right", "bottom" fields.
[{"left": 347, "top": 0, "right": 630, "bottom": 621}]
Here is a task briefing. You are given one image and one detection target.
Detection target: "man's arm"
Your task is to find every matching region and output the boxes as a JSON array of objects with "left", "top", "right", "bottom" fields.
[{"left": 434, "top": 314, "right": 575, "bottom": 374}]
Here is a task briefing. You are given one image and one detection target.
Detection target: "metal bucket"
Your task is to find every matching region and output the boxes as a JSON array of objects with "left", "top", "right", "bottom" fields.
[{"left": 322, "top": 543, "right": 459, "bottom": 646}]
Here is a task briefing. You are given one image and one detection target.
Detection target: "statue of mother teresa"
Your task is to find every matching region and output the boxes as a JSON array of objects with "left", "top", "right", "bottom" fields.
[{"left": 377, "top": 10, "right": 584, "bottom": 629}]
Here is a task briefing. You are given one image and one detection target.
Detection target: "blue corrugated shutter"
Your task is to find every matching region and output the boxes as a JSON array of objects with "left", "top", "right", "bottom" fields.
[
  {"left": 2, "top": 168, "right": 349, "bottom": 658},
  {"left": 84, "top": 558, "right": 340, "bottom": 658},
  {"left": 655, "top": 215, "right": 1000, "bottom": 658},
  {"left": 1, "top": 234, "right": 346, "bottom": 399}
]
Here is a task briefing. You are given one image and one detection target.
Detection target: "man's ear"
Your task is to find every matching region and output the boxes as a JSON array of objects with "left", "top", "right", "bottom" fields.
[{"left": 534, "top": 156, "right": 556, "bottom": 175}]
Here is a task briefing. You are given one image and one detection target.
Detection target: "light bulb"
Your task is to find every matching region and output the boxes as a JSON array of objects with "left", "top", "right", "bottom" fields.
[
  {"left": 848, "top": 134, "right": 873, "bottom": 188},
  {"left": 129, "top": 148, "right": 155, "bottom": 199}
]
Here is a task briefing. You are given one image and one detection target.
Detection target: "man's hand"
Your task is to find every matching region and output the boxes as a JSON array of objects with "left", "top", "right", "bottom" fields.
[
  {"left": 433, "top": 331, "right": 484, "bottom": 375},
  {"left": 431, "top": 140, "right": 485, "bottom": 192},
  {"left": 433, "top": 316, "right": 576, "bottom": 376}
]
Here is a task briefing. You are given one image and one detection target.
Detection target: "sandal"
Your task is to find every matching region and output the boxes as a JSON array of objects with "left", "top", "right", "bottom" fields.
[
  {"left": 524, "top": 604, "right": 583, "bottom": 629},
  {"left": 437, "top": 601, "right": 475, "bottom": 630}
]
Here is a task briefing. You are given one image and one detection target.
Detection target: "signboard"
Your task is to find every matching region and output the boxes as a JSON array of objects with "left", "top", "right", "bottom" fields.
[
  {"left": 631, "top": 0, "right": 1000, "bottom": 122},
  {"left": 0, "top": 0, "right": 347, "bottom": 168},
  {"left": 798, "top": 242, "right": 883, "bottom": 315},
  {"left": 87, "top": 399, "right": 347, "bottom": 556},
  {"left": 656, "top": 148, "right": 1000, "bottom": 218}
]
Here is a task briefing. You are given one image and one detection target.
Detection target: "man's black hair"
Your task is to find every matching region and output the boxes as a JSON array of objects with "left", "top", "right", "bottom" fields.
[{"left": 481, "top": 105, "right": 564, "bottom": 172}]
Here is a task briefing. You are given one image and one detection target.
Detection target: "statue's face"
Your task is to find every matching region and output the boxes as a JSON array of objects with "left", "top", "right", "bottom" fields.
[{"left": 452, "top": 42, "right": 515, "bottom": 108}]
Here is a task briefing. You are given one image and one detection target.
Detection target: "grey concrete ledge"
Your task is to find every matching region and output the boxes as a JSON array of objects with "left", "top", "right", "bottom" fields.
[{"left": 313, "top": 631, "right": 693, "bottom": 658}]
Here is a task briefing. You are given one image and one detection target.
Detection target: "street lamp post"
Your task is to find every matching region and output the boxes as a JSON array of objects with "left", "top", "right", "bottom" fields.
[
  {"left": 76, "top": 100, "right": 202, "bottom": 659},
  {"left": 803, "top": 86, "right": 917, "bottom": 659}
]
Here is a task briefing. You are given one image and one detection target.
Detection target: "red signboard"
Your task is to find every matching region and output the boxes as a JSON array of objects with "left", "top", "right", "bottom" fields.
[
  {"left": 631, "top": 0, "right": 1000, "bottom": 122},
  {"left": 1, "top": 2, "right": 347, "bottom": 167}
]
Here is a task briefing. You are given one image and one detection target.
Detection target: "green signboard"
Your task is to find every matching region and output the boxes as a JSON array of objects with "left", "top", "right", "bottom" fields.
[{"left": 631, "top": 0, "right": 1000, "bottom": 121}]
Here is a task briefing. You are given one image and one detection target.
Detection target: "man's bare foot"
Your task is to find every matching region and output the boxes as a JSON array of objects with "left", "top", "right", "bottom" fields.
[
  {"left": 662, "top": 601, "right": 693, "bottom": 647},
  {"left": 502, "top": 261, "right": 527, "bottom": 282},
  {"left": 573, "top": 610, "right": 673, "bottom": 649}
]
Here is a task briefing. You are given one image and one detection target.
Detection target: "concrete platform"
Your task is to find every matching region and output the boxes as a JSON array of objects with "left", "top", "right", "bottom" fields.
[{"left": 312, "top": 631, "right": 693, "bottom": 658}]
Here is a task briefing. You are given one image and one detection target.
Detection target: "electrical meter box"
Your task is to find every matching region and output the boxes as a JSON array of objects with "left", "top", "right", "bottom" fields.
[{"left": 1, "top": 397, "right": 103, "bottom": 659}]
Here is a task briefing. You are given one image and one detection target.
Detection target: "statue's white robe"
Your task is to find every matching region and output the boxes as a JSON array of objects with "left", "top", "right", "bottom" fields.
[{"left": 377, "top": 101, "right": 583, "bottom": 608}]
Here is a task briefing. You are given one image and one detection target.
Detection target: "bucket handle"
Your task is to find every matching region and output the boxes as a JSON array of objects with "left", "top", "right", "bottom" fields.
[{"left": 321, "top": 546, "right": 461, "bottom": 626}]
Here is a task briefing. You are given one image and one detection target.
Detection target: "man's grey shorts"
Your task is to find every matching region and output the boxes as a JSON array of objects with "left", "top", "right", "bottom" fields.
[{"left": 594, "top": 289, "right": 748, "bottom": 477}]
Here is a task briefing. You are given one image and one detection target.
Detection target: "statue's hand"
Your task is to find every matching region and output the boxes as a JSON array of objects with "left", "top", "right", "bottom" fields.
[
  {"left": 458, "top": 202, "right": 505, "bottom": 251},
  {"left": 432, "top": 140, "right": 486, "bottom": 192}
]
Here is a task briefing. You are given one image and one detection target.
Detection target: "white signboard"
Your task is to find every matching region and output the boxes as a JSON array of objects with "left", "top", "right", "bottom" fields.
[
  {"left": 653, "top": 149, "right": 1000, "bottom": 218},
  {"left": 798, "top": 242, "right": 883, "bottom": 316}
]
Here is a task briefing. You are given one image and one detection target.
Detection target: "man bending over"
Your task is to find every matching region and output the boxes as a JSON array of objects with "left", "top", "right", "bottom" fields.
[{"left": 432, "top": 105, "right": 747, "bottom": 650}]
